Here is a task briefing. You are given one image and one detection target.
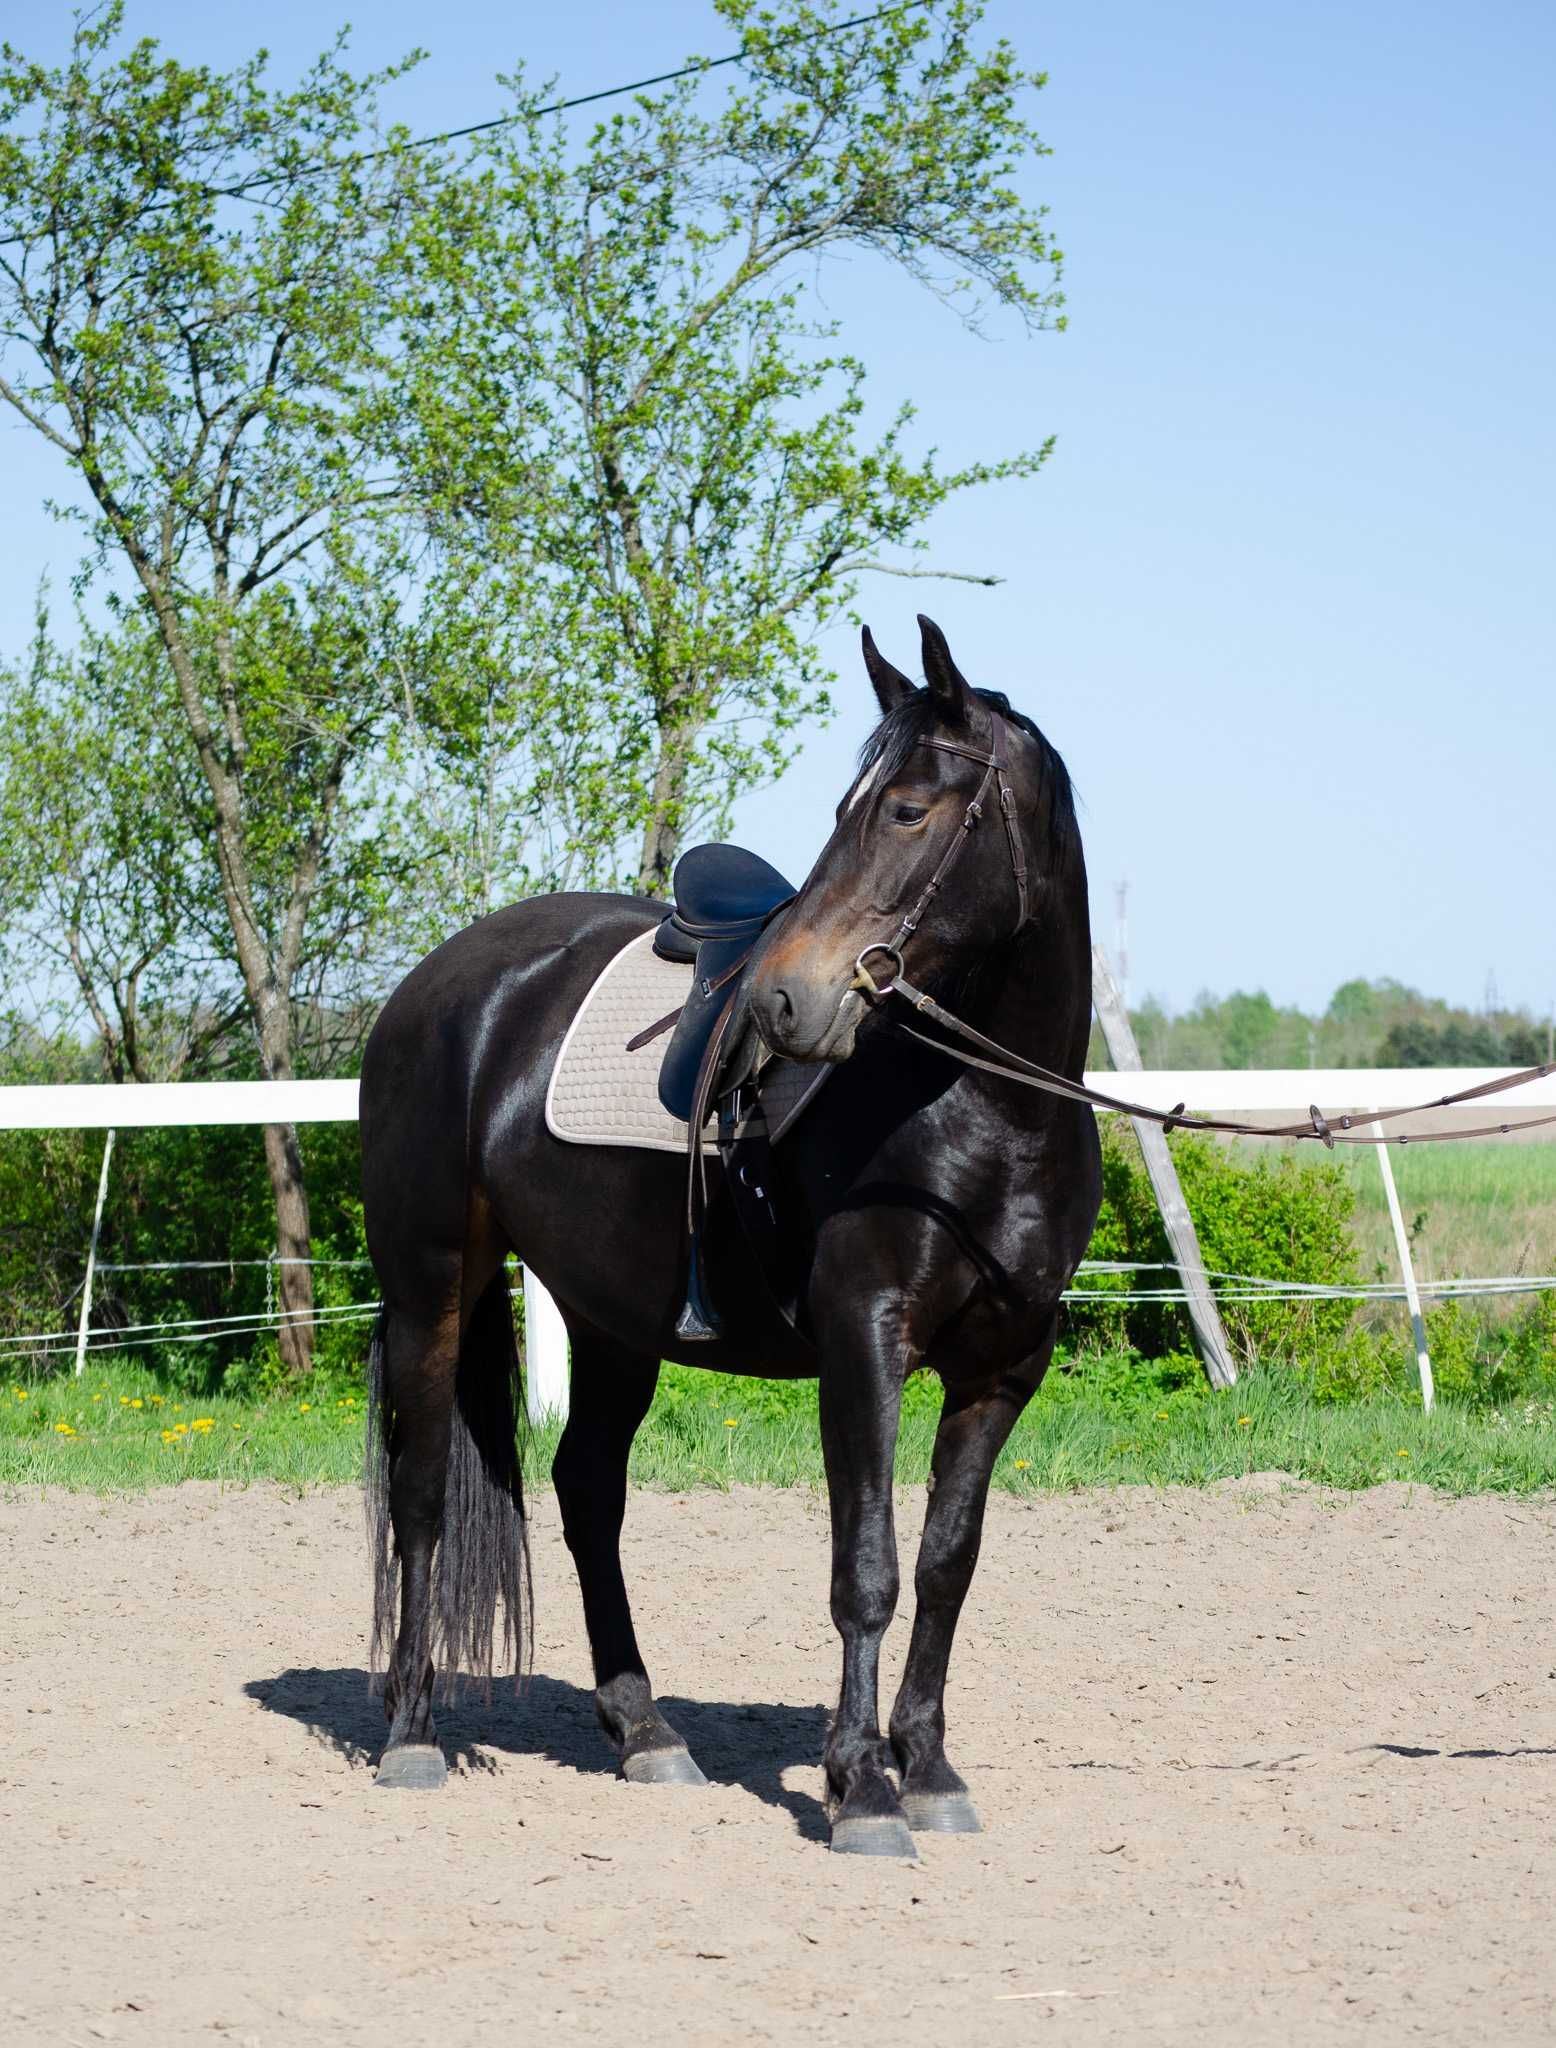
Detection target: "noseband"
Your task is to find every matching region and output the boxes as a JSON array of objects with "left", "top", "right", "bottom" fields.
[{"left": 852, "top": 712, "right": 1028, "bottom": 1000}]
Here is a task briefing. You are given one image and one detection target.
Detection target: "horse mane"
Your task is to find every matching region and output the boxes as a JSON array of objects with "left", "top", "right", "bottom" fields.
[{"left": 855, "top": 685, "right": 1080, "bottom": 866}]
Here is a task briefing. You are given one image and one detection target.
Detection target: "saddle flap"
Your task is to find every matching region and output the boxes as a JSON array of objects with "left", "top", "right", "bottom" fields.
[
  {"left": 669, "top": 842, "right": 795, "bottom": 938},
  {"left": 657, "top": 933, "right": 752, "bottom": 1122}
]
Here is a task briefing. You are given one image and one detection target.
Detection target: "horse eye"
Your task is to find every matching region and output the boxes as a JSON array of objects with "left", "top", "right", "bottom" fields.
[{"left": 890, "top": 802, "right": 928, "bottom": 826}]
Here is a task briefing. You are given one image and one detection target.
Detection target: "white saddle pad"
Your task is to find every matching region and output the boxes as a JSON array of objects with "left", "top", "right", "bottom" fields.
[{"left": 544, "top": 927, "right": 818, "bottom": 1155}]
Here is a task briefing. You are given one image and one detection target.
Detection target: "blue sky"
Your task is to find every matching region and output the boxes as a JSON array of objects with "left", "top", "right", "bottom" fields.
[{"left": 2, "top": 1, "right": 1550, "bottom": 1018}]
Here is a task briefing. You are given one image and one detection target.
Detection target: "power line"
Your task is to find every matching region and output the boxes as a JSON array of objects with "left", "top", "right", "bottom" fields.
[
  {"left": 0, "top": 1, "right": 931, "bottom": 244},
  {"left": 273, "top": 0, "right": 932, "bottom": 188}
]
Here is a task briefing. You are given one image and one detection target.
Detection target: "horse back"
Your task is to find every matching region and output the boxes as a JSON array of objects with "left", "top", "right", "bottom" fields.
[{"left": 359, "top": 894, "right": 654, "bottom": 1286}]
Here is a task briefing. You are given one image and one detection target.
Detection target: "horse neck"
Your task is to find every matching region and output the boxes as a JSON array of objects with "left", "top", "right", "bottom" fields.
[{"left": 973, "top": 888, "right": 1094, "bottom": 1080}]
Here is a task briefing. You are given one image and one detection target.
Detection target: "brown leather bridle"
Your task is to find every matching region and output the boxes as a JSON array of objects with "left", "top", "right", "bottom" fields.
[{"left": 849, "top": 713, "right": 1556, "bottom": 1148}]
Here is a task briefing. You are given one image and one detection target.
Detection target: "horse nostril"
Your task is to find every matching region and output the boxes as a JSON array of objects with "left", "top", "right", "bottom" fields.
[{"left": 771, "top": 984, "right": 796, "bottom": 1024}]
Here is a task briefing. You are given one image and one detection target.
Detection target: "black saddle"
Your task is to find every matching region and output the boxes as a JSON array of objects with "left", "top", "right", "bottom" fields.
[{"left": 652, "top": 843, "right": 795, "bottom": 1122}]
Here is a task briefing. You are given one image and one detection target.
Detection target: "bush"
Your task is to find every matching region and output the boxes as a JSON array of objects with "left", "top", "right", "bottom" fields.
[
  {"left": 1066, "top": 1122, "right": 1361, "bottom": 1372},
  {"left": 0, "top": 1117, "right": 375, "bottom": 1389},
  {"left": 1307, "top": 1326, "right": 1396, "bottom": 1405},
  {"left": 1412, "top": 1291, "right": 1556, "bottom": 1408},
  {"left": 1495, "top": 1289, "right": 1556, "bottom": 1398}
]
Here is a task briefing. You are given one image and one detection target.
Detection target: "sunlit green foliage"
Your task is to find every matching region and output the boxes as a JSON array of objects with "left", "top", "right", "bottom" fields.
[{"left": 395, "top": 0, "right": 1065, "bottom": 890}]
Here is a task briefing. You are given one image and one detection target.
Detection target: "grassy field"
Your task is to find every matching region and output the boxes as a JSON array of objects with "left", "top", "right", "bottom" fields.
[
  {"left": 6, "top": 1356, "right": 1556, "bottom": 1497},
  {"left": 1337, "top": 1140, "right": 1556, "bottom": 1286}
]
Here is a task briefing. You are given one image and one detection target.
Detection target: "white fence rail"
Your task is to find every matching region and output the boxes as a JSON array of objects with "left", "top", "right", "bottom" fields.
[
  {"left": 4, "top": 1069, "right": 1553, "bottom": 1422},
  {"left": 5, "top": 1068, "right": 1554, "bottom": 1129}
]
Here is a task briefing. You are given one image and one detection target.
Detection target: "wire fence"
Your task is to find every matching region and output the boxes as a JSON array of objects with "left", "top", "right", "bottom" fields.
[
  {"left": 6, "top": 1257, "right": 1554, "bottom": 1366},
  {"left": 4, "top": 1070, "right": 1552, "bottom": 1400}
]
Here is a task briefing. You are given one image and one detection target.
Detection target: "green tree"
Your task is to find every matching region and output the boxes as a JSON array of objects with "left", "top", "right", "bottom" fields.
[
  {"left": 0, "top": 603, "right": 224, "bottom": 1084},
  {"left": 370, "top": 549, "right": 623, "bottom": 955},
  {"left": 0, "top": 9, "right": 430, "bottom": 1365},
  {"left": 400, "top": 0, "right": 1065, "bottom": 891}
]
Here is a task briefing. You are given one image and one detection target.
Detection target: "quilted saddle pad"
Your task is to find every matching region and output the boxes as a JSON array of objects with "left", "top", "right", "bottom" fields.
[{"left": 544, "top": 927, "right": 819, "bottom": 1155}]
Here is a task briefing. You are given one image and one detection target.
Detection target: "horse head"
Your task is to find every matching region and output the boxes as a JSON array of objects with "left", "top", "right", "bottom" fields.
[{"left": 745, "top": 614, "right": 1077, "bottom": 1064}]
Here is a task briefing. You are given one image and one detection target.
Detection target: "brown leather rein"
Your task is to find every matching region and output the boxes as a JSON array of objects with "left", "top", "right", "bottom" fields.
[{"left": 849, "top": 714, "right": 1556, "bottom": 1150}]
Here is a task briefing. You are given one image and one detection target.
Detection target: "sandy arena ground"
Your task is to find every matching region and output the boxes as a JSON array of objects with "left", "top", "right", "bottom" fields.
[{"left": 3, "top": 1477, "right": 1555, "bottom": 2047}]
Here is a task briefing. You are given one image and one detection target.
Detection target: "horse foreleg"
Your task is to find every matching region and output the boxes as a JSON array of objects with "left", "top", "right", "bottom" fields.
[
  {"left": 817, "top": 1330, "right": 913, "bottom": 1858},
  {"left": 553, "top": 1330, "right": 706, "bottom": 1787},
  {"left": 888, "top": 1330, "right": 1055, "bottom": 1834}
]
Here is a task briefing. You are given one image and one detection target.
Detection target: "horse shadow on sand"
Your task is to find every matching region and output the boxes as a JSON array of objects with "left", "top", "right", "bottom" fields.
[{"left": 243, "top": 1666, "right": 833, "bottom": 1841}]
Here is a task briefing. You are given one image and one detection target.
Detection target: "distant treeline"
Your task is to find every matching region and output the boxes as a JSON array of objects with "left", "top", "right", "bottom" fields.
[
  {"left": 1092, "top": 978, "right": 1552, "bottom": 1072},
  {"left": 8, "top": 974, "right": 1549, "bottom": 1096}
]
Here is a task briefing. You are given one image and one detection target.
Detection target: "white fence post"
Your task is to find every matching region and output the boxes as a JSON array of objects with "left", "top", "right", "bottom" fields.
[
  {"left": 1371, "top": 1110, "right": 1435, "bottom": 1412},
  {"left": 522, "top": 1266, "right": 570, "bottom": 1425},
  {"left": 73, "top": 1127, "right": 116, "bottom": 1377}
]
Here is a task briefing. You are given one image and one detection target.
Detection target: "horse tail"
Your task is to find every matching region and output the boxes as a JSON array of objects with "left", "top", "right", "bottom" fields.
[
  {"left": 438, "top": 1276, "right": 534, "bottom": 1691},
  {"left": 365, "top": 1306, "right": 395, "bottom": 1679},
  {"left": 365, "top": 1280, "right": 534, "bottom": 1695}
]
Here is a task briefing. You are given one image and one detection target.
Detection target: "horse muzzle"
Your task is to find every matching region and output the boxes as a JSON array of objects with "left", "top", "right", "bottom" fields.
[{"left": 748, "top": 976, "right": 865, "bottom": 1064}]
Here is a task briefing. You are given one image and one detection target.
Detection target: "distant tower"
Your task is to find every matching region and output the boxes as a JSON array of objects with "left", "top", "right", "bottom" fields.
[
  {"left": 1115, "top": 879, "right": 1130, "bottom": 1012},
  {"left": 1484, "top": 967, "right": 1500, "bottom": 1019}
]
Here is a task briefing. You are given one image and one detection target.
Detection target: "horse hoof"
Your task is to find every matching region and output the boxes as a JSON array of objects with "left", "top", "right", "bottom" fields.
[
  {"left": 622, "top": 1747, "right": 708, "bottom": 1787},
  {"left": 375, "top": 1744, "right": 447, "bottom": 1790},
  {"left": 830, "top": 1814, "right": 918, "bottom": 1859},
  {"left": 901, "top": 1790, "right": 982, "bottom": 1835}
]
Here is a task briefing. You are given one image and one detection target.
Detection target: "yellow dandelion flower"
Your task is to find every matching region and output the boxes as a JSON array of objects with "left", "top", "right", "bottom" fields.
[
  {"left": 724, "top": 1417, "right": 739, "bottom": 1427},
  {"left": 1155, "top": 1410, "right": 1169, "bottom": 1420},
  {"left": 1236, "top": 1416, "right": 1252, "bottom": 1426},
  {"left": 54, "top": 1422, "right": 75, "bottom": 1436},
  {"left": 91, "top": 1393, "right": 102, "bottom": 1403},
  {"left": 300, "top": 1401, "right": 311, "bottom": 1413},
  {"left": 161, "top": 1430, "right": 176, "bottom": 1444},
  {"left": 150, "top": 1395, "right": 164, "bottom": 1407},
  {"left": 1013, "top": 1459, "right": 1030, "bottom": 1471},
  {"left": 173, "top": 1423, "right": 188, "bottom": 1435},
  {"left": 119, "top": 1395, "right": 129, "bottom": 1406},
  {"left": 1396, "top": 1449, "right": 1410, "bottom": 1458},
  {"left": 130, "top": 1398, "right": 143, "bottom": 1410},
  {"left": 230, "top": 1422, "right": 243, "bottom": 1431},
  {"left": 192, "top": 1417, "right": 214, "bottom": 1430},
  {"left": 171, "top": 1404, "right": 182, "bottom": 1413},
  {"left": 345, "top": 1396, "right": 356, "bottom": 1407},
  {"left": 16, "top": 1390, "right": 28, "bottom": 1401}
]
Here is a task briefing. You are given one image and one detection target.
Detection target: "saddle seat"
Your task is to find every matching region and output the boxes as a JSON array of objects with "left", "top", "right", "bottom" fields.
[
  {"left": 651, "top": 843, "right": 795, "bottom": 1121},
  {"left": 652, "top": 843, "right": 796, "bottom": 956}
]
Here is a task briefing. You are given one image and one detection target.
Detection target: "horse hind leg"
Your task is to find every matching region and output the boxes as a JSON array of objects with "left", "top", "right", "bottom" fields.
[
  {"left": 552, "top": 1328, "right": 706, "bottom": 1788},
  {"left": 367, "top": 1278, "right": 531, "bottom": 1789},
  {"left": 368, "top": 1301, "right": 458, "bottom": 1786}
]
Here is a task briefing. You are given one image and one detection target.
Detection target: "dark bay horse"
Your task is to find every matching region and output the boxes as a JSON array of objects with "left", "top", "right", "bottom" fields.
[{"left": 358, "top": 615, "right": 1102, "bottom": 1855}]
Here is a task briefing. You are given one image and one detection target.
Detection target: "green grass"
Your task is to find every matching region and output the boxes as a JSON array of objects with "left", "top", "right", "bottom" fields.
[
  {"left": 7, "top": 1356, "right": 1556, "bottom": 1497},
  {"left": 1336, "top": 1140, "right": 1556, "bottom": 1286}
]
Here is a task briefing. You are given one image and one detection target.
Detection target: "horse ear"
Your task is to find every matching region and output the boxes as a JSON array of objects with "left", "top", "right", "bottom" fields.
[
  {"left": 918, "top": 615, "right": 972, "bottom": 724},
  {"left": 861, "top": 625, "right": 914, "bottom": 714}
]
